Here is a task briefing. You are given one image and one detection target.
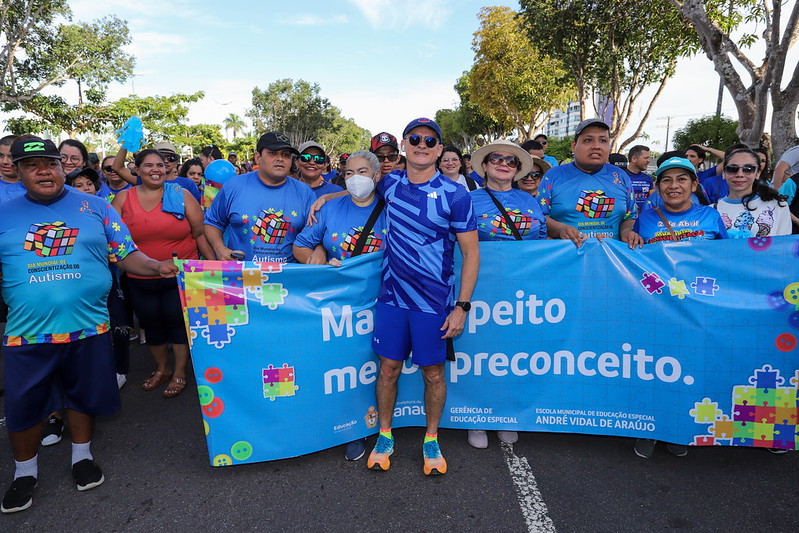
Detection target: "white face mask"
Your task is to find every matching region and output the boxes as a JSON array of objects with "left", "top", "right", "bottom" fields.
[{"left": 346, "top": 174, "right": 376, "bottom": 199}]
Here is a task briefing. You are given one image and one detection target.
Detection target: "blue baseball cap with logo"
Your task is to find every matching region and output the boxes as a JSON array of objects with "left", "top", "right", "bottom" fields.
[
  {"left": 11, "top": 137, "right": 62, "bottom": 163},
  {"left": 654, "top": 157, "right": 697, "bottom": 179},
  {"left": 402, "top": 117, "right": 443, "bottom": 142}
]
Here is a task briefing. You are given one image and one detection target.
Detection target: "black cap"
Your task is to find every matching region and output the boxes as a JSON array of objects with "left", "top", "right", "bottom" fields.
[
  {"left": 256, "top": 132, "right": 298, "bottom": 155},
  {"left": 11, "top": 137, "right": 62, "bottom": 163},
  {"left": 66, "top": 167, "right": 101, "bottom": 186}
]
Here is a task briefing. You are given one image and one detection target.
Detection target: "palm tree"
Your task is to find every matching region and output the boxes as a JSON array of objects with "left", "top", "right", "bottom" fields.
[{"left": 223, "top": 113, "right": 246, "bottom": 140}]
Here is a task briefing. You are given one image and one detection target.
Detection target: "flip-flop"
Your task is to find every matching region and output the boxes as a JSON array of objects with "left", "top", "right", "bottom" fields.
[
  {"left": 163, "top": 377, "right": 187, "bottom": 398},
  {"left": 142, "top": 370, "right": 172, "bottom": 391}
]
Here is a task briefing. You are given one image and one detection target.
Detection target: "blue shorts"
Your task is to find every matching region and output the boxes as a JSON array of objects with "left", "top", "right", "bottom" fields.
[
  {"left": 372, "top": 301, "right": 449, "bottom": 367},
  {"left": 3, "top": 333, "right": 120, "bottom": 432}
]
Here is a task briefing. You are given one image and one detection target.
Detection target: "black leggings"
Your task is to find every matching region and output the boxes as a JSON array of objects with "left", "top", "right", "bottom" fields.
[{"left": 126, "top": 277, "right": 187, "bottom": 346}]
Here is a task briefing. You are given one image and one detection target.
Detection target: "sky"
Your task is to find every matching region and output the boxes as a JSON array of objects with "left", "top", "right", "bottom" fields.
[{"left": 3, "top": 0, "right": 797, "bottom": 153}]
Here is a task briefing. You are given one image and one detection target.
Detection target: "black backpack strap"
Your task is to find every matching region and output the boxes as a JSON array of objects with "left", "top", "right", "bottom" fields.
[
  {"left": 485, "top": 188, "right": 522, "bottom": 241},
  {"left": 351, "top": 199, "right": 385, "bottom": 256}
]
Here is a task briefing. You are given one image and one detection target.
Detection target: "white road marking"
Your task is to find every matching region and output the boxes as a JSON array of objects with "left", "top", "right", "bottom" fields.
[{"left": 501, "top": 441, "right": 556, "bottom": 532}]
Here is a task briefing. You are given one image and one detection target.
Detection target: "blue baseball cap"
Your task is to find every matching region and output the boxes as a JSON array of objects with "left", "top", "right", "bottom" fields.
[
  {"left": 654, "top": 157, "right": 697, "bottom": 179},
  {"left": 402, "top": 117, "right": 443, "bottom": 142}
]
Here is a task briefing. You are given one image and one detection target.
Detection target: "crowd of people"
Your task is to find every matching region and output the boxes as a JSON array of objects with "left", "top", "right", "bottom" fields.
[{"left": 0, "top": 114, "right": 795, "bottom": 513}]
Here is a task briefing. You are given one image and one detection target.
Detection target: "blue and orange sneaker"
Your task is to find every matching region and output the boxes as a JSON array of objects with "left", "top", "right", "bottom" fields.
[
  {"left": 367, "top": 435, "right": 394, "bottom": 471},
  {"left": 423, "top": 440, "right": 447, "bottom": 475}
]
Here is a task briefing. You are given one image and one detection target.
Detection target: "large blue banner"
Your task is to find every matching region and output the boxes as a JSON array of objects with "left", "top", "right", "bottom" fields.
[{"left": 178, "top": 237, "right": 799, "bottom": 466}]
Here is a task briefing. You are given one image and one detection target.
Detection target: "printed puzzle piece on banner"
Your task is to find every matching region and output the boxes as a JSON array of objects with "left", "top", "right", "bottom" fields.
[
  {"left": 733, "top": 420, "right": 754, "bottom": 439},
  {"left": 200, "top": 323, "right": 235, "bottom": 348},
  {"left": 691, "top": 276, "right": 719, "bottom": 296},
  {"left": 693, "top": 435, "right": 715, "bottom": 446},
  {"left": 225, "top": 304, "right": 248, "bottom": 325},
  {"left": 187, "top": 306, "right": 207, "bottom": 327},
  {"left": 709, "top": 415, "right": 734, "bottom": 440},
  {"left": 749, "top": 364, "right": 785, "bottom": 389},
  {"left": 734, "top": 386, "right": 756, "bottom": 406},
  {"left": 668, "top": 278, "right": 689, "bottom": 299},
  {"left": 262, "top": 364, "right": 281, "bottom": 385},
  {"left": 791, "top": 370, "right": 799, "bottom": 388},
  {"left": 755, "top": 405, "right": 776, "bottom": 423},
  {"left": 690, "top": 398, "right": 722, "bottom": 423},
  {"left": 640, "top": 272, "right": 665, "bottom": 294},
  {"left": 734, "top": 403, "right": 756, "bottom": 422},
  {"left": 261, "top": 283, "right": 288, "bottom": 310},
  {"left": 756, "top": 387, "right": 777, "bottom": 406},
  {"left": 775, "top": 406, "right": 798, "bottom": 425}
]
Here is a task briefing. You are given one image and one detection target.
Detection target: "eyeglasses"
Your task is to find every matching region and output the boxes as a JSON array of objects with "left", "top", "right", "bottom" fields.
[
  {"left": 440, "top": 157, "right": 460, "bottom": 164},
  {"left": 724, "top": 163, "right": 757, "bottom": 175},
  {"left": 164, "top": 154, "right": 178, "bottom": 163},
  {"left": 376, "top": 153, "right": 399, "bottom": 162},
  {"left": 61, "top": 155, "right": 82, "bottom": 163},
  {"left": 102, "top": 166, "right": 116, "bottom": 173},
  {"left": 407, "top": 135, "right": 438, "bottom": 148},
  {"left": 299, "top": 154, "right": 326, "bottom": 164},
  {"left": 487, "top": 153, "right": 519, "bottom": 168},
  {"left": 521, "top": 171, "right": 542, "bottom": 180}
]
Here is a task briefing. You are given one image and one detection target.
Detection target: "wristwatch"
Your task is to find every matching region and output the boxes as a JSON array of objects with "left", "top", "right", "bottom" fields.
[{"left": 455, "top": 301, "right": 471, "bottom": 312}]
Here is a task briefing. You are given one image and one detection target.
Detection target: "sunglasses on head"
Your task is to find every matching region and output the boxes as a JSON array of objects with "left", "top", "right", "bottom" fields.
[
  {"left": 406, "top": 135, "right": 439, "bottom": 148},
  {"left": 376, "top": 153, "right": 399, "bottom": 162},
  {"left": 724, "top": 164, "right": 758, "bottom": 175},
  {"left": 299, "top": 154, "right": 325, "bottom": 164},
  {"left": 102, "top": 165, "right": 115, "bottom": 173},
  {"left": 487, "top": 153, "right": 519, "bottom": 168}
]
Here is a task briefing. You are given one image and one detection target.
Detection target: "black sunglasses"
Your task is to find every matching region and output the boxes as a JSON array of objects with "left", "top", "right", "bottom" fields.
[
  {"left": 521, "top": 171, "right": 542, "bottom": 180},
  {"left": 299, "top": 154, "right": 325, "bottom": 164},
  {"left": 164, "top": 154, "right": 178, "bottom": 163},
  {"left": 102, "top": 165, "right": 115, "bottom": 173},
  {"left": 407, "top": 135, "right": 438, "bottom": 148},
  {"left": 376, "top": 153, "right": 399, "bottom": 162},
  {"left": 724, "top": 164, "right": 757, "bottom": 175}
]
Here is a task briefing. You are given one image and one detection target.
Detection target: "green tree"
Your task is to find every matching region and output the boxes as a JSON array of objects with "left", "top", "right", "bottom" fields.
[
  {"left": 520, "top": 0, "right": 698, "bottom": 151},
  {"left": 669, "top": 1, "right": 799, "bottom": 158},
  {"left": 226, "top": 135, "right": 258, "bottom": 161},
  {"left": 222, "top": 113, "right": 246, "bottom": 140},
  {"left": 317, "top": 113, "right": 371, "bottom": 157},
  {"left": 469, "top": 6, "right": 575, "bottom": 142},
  {"left": 672, "top": 115, "right": 740, "bottom": 153},
  {"left": 246, "top": 79, "right": 336, "bottom": 148},
  {"left": 2, "top": 3, "right": 134, "bottom": 137}
]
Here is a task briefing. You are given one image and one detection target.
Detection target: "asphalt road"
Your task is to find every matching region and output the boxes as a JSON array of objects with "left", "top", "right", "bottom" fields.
[{"left": 0, "top": 341, "right": 797, "bottom": 532}]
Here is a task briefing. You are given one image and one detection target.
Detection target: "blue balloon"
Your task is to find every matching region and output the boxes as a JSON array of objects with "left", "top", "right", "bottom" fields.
[{"left": 204, "top": 160, "right": 237, "bottom": 185}]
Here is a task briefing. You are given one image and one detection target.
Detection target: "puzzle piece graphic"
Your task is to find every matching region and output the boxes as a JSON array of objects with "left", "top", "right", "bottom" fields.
[
  {"left": 200, "top": 323, "right": 236, "bottom": 348},
  {"left": 775, "top": 406, "right": 798, "bottom": 425},
  {"left": 204, "top": 305, "right": 227, "bottom": 325},
  {"left": 693, "top": 435, "right": 715, "bottom": 446},
  {"left": 791, "top": 370, "right": 799, "bottom": 388},
  {"left": 690, "top": 398, "right": 722, "bottom": 423},
  {"left": 261, "top": 283, "right": 288, "bottom": 310},
  {"left": 262, "top": 364, "right": 297, "bottom": 400},
  {"left": 734, "top": 403, "right": 756, "bottom": 422},
  {"left": 187, "top": 306, "right": 207, "bottom": 327},
  {"left": 754, "top": 405, "right": 776, "bottom": 424},
  {"left": 733, "top": 386, "right": 756, "bottom": 405},
  {"left": 225, "top": 304, "right": 248, "bottom": 325},
  {"left": 668, "top": 278, "right": 689, "bottom": 299},
  {"left": 640, "top": 272, "right": 665, "bottom": 294},
  {"left": 709, "top": 415, "right": 734, "bottom": 440},
  {"left": 691, "top": 276, "right": 719, "bottom": 296},
  {"left": 733, "top": 420, "right": 754, "bottom": 439},
  {"left": 749, "top": 364, "right": 785, "bottom": 389},
  {"left": 242, "top": 267, "right": 269, "bottom": 290}
]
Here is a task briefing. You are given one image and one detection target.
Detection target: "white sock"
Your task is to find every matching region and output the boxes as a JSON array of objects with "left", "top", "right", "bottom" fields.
[
  {"left": 71, "top": 442, "right": 93, "bottom": 466},
  {"left": 14, "top": 455, "right": 38, "bottom": 480}
]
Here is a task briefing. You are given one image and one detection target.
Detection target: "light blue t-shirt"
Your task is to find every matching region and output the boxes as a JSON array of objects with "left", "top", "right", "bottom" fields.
[
  {"left": 0, "top": 181, "right": 26, "bottom": 204},
  {"left": 376, "top": 170, "right": 477, "bottom": 314},
  {"left": 633, "top": 204, "right": 728, "bottom": 243},
  {"left": 204, "top": 171, "right": 316, "bottom": 263},
  {"left": 0, "top": 188, "right": 137, "bottom": 345},
  {"left": 310, "top": 180, "right": 344, "bottom": 199},
  {"left": 538, "top": 162, "right": 638, "bottom": 239},
  {"left": 542, "top": 154, "right": 558, "bottom": 168},
  {"left": 470, "top": 188, "right": 546, "bottom": 241},
  {"left": 97, "top": 182, "right": 131, "bottom": 203},
  {"left": 294, "top": 195, "right": 387, "bottom": 261},
  {"left": 625, "top": 169, "right": 654, "bottom": 212}
]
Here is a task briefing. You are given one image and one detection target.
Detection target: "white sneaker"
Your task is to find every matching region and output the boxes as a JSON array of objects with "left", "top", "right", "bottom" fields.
[
  {"left": 467, "top": 429, "right": 488, "bottom": 449},
  {"left": 497, "top": 431, "right": 518, "bottom": 444},
  {"left": 116, "top": 373, "right": 127, "bottom": 389}
]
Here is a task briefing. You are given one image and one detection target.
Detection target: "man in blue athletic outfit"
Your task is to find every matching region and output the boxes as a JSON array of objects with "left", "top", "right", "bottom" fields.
[
  {"left": 366, "top": 118, "right": 480, "bottom": 476},
  {"left": 0, "top": 137, "right": 178, "bottom": 513},
  {"left": 204, "top": 132, "right": 316, "bottom": 262}
]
